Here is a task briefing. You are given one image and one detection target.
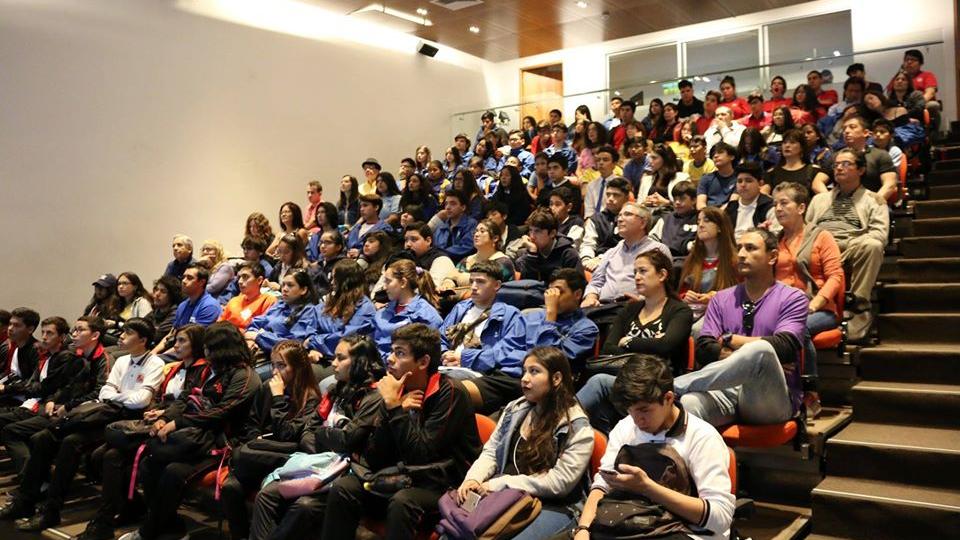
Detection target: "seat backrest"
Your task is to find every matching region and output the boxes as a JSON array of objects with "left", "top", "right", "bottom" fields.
[
  {"left": 591, "top": 430, "right": 607, "bottom": 477},
  {"left": 686, "top": 336, "right": 695, "bottom": 372},
  {"left": 727, "top": 446, "right": 737, "bottom": 494},
  {"left": 476, "top": 414, "right": 497, "bottom": 444}
]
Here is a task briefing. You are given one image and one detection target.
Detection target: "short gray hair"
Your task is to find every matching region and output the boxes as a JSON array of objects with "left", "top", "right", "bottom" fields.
[{"left": 172, "top": 234, "right": 194, "bottom": 250}]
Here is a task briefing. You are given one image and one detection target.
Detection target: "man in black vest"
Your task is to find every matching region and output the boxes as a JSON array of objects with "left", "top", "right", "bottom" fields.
[
  {"left": 0, "top": 307, "right": 41, "bottom": 406},
  {"left": 725, "top": 162, "right": 778, "bottom": 240},
  {"left": 580, "top": 176, "right": 630, "bottom": 271}
]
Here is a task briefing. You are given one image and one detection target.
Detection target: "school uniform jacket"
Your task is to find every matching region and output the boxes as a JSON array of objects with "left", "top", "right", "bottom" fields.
[
  {"left": 0, "top": 337, "right": 40, "bottom": 391},
  {"left": 239, "top": 384, "right": 321, "bottom": 446},
  {"left": 313, "top": 385, "right": 383, "bottom": 455},
  {"left": 4, "top": 349, "right": 85, "bottom": 407},
  {"left": 162, "top": 363, "right": 261, "bottom": 447},
  {"left": 440, "top": 300, "right": 528, "bottom": 377},
  {"left": 247, "top": 301, "right": 318, "bottom": 353},
  {"left": 372, "top": 295, "right": 443, "bottom": 361},
  {"left": 60, "top": 344, "right": 112, "bottom": 411},
  {"left": 306, "top": 298, "right": 377, "bottom": 357}
]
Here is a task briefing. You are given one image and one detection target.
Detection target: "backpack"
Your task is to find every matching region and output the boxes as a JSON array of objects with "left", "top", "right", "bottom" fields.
[{"left": 437, "top": 488, "right": 542, "bottom": 540}]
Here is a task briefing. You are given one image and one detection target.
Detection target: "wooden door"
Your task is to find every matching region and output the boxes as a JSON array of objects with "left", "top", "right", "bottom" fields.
[{"left": 521, "top": 64, "right": 563, "bottom": 124}]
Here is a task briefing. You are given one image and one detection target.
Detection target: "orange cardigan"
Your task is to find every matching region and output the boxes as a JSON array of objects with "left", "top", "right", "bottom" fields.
[{"left": 776, "top": 229, "right": 843, "bottom": 317}]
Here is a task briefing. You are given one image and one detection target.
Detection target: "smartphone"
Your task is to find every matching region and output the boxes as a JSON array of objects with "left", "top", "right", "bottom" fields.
[
  {"left": 599, "top": 467, "right": 619, "bottom": 476},
  {"left": 463, "top": 491, "right": 482, "bottom": 512}
]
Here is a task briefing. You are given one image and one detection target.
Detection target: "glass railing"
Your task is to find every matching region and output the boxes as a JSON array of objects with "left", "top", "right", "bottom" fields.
[{"left": 450, "top": 41, "right": 946, "bottom": 139}]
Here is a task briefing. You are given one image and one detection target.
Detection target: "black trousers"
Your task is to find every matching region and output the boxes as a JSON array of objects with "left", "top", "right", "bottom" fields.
[
  {"left": 220, "top": 448, "right": 291, "bottom": 540},
  {"left": 249, "top": 474, "right": 440, "bottom": 540},
  {"left": 0, "top": 411, "right": 49, "bottom": 475},
  {"left": 18, "top": 426, "right": 102, "bottom": 511},
  {"left": 136, "top": 455, "right": 217, "bottom": 540}
]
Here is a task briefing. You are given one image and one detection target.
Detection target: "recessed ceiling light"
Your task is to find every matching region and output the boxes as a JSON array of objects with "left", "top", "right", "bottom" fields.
[
  {"left": 576, "top": 1, "right": 588, "bottom": 8},
  {"left": 833, "top": 50, "right": 841, "bottom": 56},
  {"left": 416, "top": 8, "right": 428, "bottom": 16},
  {"left": 469, "top": 25, "right": 480, "bottom": 33}
]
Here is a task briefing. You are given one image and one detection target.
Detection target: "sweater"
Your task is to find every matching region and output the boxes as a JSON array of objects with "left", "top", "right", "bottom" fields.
[{"left": 601, "top": 298, "right": 694, "bottom": 374}]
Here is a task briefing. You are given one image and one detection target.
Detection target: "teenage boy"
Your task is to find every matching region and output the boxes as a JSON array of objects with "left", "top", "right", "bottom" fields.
[
  {"left": 584, "top": 145, "right": 620, "bottom": 219},
  {"left": 163, "top": 234, "right": 195, "bottom": 280},
  {"left": 546, "top": 123, "right": 578, "bottom": 174},
  {"left": 676, "top": 79, "right": 705, "bottom": 119},
  {"left": 581, "top": 203, "right": 670, "bottom": 307},
  {"left": 0, "top": 316, "right": 111, "bottom": 482},
  {"left": 485, "top": 201, "right": 525, "bottom": 255},
  {"left": 429, "top": 189, "right": 478, "bottom": 264},
  {"left": 399, "top": 157, "right": 417, "bottom": 185},
  {"left": 241, "top": 236, "right": 274, "bottom": 277},
  {"left": 262, "top": 323, "right": 481, "bottom": 540},
  {"left": 650, "top": 181, "right": 700, "bottom": 256},
  {"left": 738, "top": 94, "right": 770, "bottom": 130},
  {"left": 871, "top": 118, "right": 904, "bottom": 168},
  {"left": 610, "top": 100, "right": 636, "bottom": 150},
  {"left": 440, "top": 261, "right": 528, "bottom": 413},
  {"left": 0, "top": 307, "right": 41, "bottom": 402},
  {"left": 675, "top": 228, "right": 807, "bottom": 427},
  {"left": 549, "top": 186, "right": 585, "bottom": 250},
  {"left": 604, "top": 96, "right": 623, "bottom": 131},
  {"left": 454, "top": 133, "right": 474, "bottom": 162},
  {"left": 400, "top": 222, "right": 458, "bottom": 289},
  {"left": 152, "top": 264, "right": 222, "bottom": 355},
  {"left": 807, "top": 148, "right": 889, "bottom": 342},
  {"left": 346, "top": 194, "right": 390, "bottom": 254},
  {"left": 498, "top": 130, "right": 535, "bottom": 178},
  {"left": 304, "top": 180, "right": 324, "bottom": 233},
  {"left": 696, "top": 142, "right": 739, "bottom": 209},
  {"left": 573, "top": 356, "right": 734, "bottom": 540},
  {"left": 7, "top": 318, "right": 163, "bottom": 531},
  {"left": 515, "top": 209, "right": 583, "bottom": 284},
  {"left": 580, "top": 177, "right": 630, "bottom": 271},
  {"left": 807, "top": 70, "right": 838, "bottom": 109},
  {"left": 622, "top": 137, "right": 649, "bottom": 191},
  {"left": 725, "top": 162, "right": 778, "bottom": 239},
  {"left": 695, "top": 90, "right": 721, "bottom": 135},
  {"left": 537, "top": 153, "right": 581, "bottom": 214},
  {"left": 684, "top": 136, "right": 717, "bottom": 183},
  {"left": 219, "top": 263, "right": 277, "bottom": 331},
  {"left": 469, "top": 156, "right": 496, "bottom": 197},
  {"left": 524, "top": 268, "right": 599, "bottom": 364}
]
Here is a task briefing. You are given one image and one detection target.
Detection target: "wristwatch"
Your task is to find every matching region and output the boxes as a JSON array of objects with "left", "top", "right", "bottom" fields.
[{"left": 572, "top": 524, "right": 590, "bottom": 537}]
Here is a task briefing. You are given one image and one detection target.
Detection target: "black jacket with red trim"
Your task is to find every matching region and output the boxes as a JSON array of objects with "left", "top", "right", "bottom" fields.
[
  {"left": 162, "top": 363, "right": 261, "bottom": 446},
  {"left": 363, "top": 373, "right": 480, "bottom": 489},
  {"left": 59, "top": 344, "right": 112, "bottom": 410},
  {"left": 311, "top": 385, "right": 382, "bottom": 455},
  {"left": 155, "top": 358, "right": 213, "bottom": 411},
  {"left": 0, "top": 337, "right": 40, "bottom": 392},
  {"left": 240, "top": 384, "right": 321, "bottom": 446},
  {"left": 5, "top": 349, "right": 84, "bottom": 403}
]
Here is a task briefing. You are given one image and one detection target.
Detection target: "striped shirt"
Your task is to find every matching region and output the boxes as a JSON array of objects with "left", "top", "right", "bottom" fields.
[{"left": 818, "top": 190, "right": 862, "bottom": 242}]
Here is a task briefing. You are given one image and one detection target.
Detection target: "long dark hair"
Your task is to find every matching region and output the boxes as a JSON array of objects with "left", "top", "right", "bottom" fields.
[
  {"left": 174, "top": 323, "right": 205, "bottom": 362},
  {"left": 316, "top": 201, "right": 339, "bottom": 231},
  {"left": 279, "top": 202, "right": 306, "bottom": 233},
  {"left": 118, "top": 272, "right": 152, "bottom": 305},
  {"left": 400, "top": 172, "right": 434, "bottom": 211},
  {"left": 637, "top": 249, "right": 679, "bottom": 300},
  {"left": 270, "top": 340, "right": 320, "bottom": 418},
  {"left": 377, "top": 172, "right": 401, "bottom": 197},
  {"left": 680, "top": 207, "right": 738, "bottom": 293},
  {"left": 330, "top": 335, "right": 384, "bottom": 403},
  {"left": 324, "top": 259, "right": 368, "bottom": 322},
  {"left": 586, "top": 121, "right": 608, "bottom": 149},
  {"left": 453, "top": 169, "right": 480, "bottom": 201},
  {"left": 772, "top": 106, "right": 796, "bottom": 134},
  {"left": 203, "top": 321, "right": 253, "bottom": 368},
  {"left": 737, "top": 127, "right": 765, "bottom": 159},
  {"left": 492, "top": 165, "right": 533, "bottom": 225},
  {"left": 792, "top": 84, "right": 819, "bottom": 113},
  {"left": 338, "top": 175, "right": 360, "bottom": 210},
  {"left": 520, "top": 347, "right": 578, "bottom": 473},
  {"left": 153, "top": 275, "right": 184, "bottom": 309},
  {"left": 85, "top": 281, "right": 123, "bottom": 320},
  {"left": 649, "top": 143, "right": 679, "bottom": 197},
  {"left": 361, "top": 231, "right": 394, "bottom": 285}
]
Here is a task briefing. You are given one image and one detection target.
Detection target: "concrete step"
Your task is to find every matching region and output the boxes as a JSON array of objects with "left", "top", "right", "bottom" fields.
[
  {"left": 851, "top": 380, "right": 960, "bottom": 429},
  {"left": 932, "top": 158, "right": 960, "bottom": 171},
  {"left": 876, "top": 312, "right": 960, "bottom": 343},
  {"left": 912, "top": 217, "right": 960, "bottom": 236},
  {"left": 859, "top": 343, "right": 960, "bottom": 385},
  {"left": 925, "top": 169, "right": 960, "bottom": 186},
  {"left": 811, "top": 476, "right": 960, "bottom": 539},
  {"left": 913, "top": 198, "right": 960, "bottom": 220},
  {"left": 897, "top": 235, "right": 960, "bottom": 258},
  {"left": 893, "top": 257, "right": 960, "bottom": 282},
  {"left": 926, "top": 183, "right": 960, "bottom": 200},
  {"left": 878, "top": 283, "right": 960, "bottom": 311},
  {"left": 826, "top": 422, "right": 960, "bottom": 489}
]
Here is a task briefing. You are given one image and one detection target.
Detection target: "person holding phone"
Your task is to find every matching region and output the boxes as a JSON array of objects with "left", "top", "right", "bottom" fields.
[{"left": 455, "top": 347, "right": 594, "bottom": 540}]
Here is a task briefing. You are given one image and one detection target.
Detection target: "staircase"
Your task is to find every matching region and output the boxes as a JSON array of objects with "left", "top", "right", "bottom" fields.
[{"left": 808, "top": 140, "right": 960, "bottom": 539}]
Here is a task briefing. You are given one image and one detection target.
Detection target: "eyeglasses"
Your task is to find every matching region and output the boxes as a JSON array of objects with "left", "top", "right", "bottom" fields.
[
  {"left": 741, "top": 301, "right": 757, "bottom": 336},
  {"left": 833, "top": 160, "right": 857, "bottom": 169}
]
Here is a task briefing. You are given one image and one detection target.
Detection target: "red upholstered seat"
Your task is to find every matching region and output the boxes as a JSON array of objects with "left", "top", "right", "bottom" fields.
[
  {"left": 591, "top": 431, "right": 607, "bottom": 476},
  {"left": 812, "top": 327, "right": 843, "bottom": 349},
  {"left": 720, "top": 421, "right": 798, "bottom": 448}
]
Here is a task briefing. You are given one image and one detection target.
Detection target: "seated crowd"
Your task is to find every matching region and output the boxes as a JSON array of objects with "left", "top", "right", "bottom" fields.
[{"left": 0, "top": 51, "right": 934, "bottom": 540}]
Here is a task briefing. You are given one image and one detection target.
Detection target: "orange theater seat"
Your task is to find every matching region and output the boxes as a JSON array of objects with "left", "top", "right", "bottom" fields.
[
  {"left": 590, "top": 430, "right": 607, "bottom": 477},
  {"left": 812, "top": 328, "right": 842, "bottom": 349},
  {"left": 720, "top": 421, "right": 798, "bottom": 448}
]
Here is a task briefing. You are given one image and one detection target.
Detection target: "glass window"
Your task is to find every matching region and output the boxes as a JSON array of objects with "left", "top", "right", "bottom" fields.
[
  {"left": 608, "top": 43, "right": 677, "bottom": 106},
  {"left": 685, "top": 30, "right": 761, "bottom": 96},
  {"left": 766, "top": 11, "right": 853, "bottom": 93}
]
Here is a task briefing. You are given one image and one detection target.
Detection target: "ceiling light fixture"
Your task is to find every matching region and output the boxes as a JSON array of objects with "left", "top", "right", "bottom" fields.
[
  {"left": 576, "top": 1, "right": 588, "bottom": 7},
  {"left": 469, "top": 25, "right": 480, "bottom": 33},
  {"left": 416, "top": 8, "right": 428, "bottom": 16},
  {"left": 353, "top": 3, "right": 432, "bottom": 26}
]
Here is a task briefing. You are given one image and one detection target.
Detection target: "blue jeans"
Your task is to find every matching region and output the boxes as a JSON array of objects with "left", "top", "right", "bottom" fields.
[
  {"left": 673, "top": 340, "right": 793, "bottom": 427},
  {"left": 512, "top": 508, "right": 576, "bottom": 540},
  {"left": 804, "top": 311, "right": 838, "bottom": 379},
  {"left": 576, "top": 374, "right": 620, "bottom": 435}
]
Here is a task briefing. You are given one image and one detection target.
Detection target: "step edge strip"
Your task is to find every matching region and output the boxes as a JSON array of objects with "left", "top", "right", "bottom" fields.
[
  {"left": 829, "top": 439, "right": 960, "bottom": 454},
  {"left": 812, "top": 488, "right": 960, "bottom": 511}
]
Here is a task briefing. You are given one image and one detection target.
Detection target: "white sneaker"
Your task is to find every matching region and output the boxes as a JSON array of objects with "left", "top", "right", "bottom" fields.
[{"left": 117, "top": 531, "right": 142, "bottom": 540}]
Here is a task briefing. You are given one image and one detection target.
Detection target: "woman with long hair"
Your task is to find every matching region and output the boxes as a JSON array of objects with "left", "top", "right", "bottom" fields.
[
  {"left": 570, "top": 119, "right": 589, "bottom": 153},
  {"left": 737, "top": 127, "right": 775, "bottom": 169},
  {"left": 522, "top": 115, "right": 537, "bottom": 144},
  {"left": 679, "top": 207, "right": 738, "bottom": 335},
  {"left": 442, "top": 219, "right": 515, "bottom": 289},
  {"left": 267, "top": 233, "right": 308, "bottom": 290},
  {"left": 638, "top": 143, "right": 689, "bottom": 210},
  {"left": 111, "top": 272, "right": 153, "bottom": 330},
  {"left": 415, "top": 145, "right": 432, "bottom": 177},
  {"left": 764, "top": 128, "right": 829, "bottom": 195},
  {"left": 425, "top": 159, "right": 447, "bottom": 195},
  {"left": 306, "top": 201, "right": 340, "bottom": 263},
  {"left": 306, "top": 259, "right": 377, "bottom": 360},
  {"left": 762, "top": 105, "right": 796, "bottom": 149},
  {"left": 371, "top": 259, "right": 443, "bottom": 360},
  {"left": 375, "top": 172, "right": 402, "bottom": 219},
  {"left": 221, "top": 340, "right": 321, "bottom": 540},
  {"left": 601, "top": 250, "right": 694, "bottom": 374},
  {"left": 791, "top": 84, "right": 821, "bottom": 124},
  {"left": 358, "top": 230, "right": 394, "bottom": 287},
  {"left": 492, "top": 165, "right": 533, "bottom": 226},
  {"left": 267, "top": 202, "right": 310, "bottom": 258},
  {"left": 125, "top": 321, "right": 260, "bottom": 540},
  {"left": 338, "top": 175, "right": 360, "bottom": 227},
  {"left": 452, "top": 168, "right": 484, "bottom": 220},
  {"left": 473, "top": 139, "right": 499, "bottom": 175},
  {"left": 198, "top": 239, "right": 236, "bottom": 301},
  {"left": 455, "top": 346, "right": 594, "bottom": 540},
  {"left": 244, "top": 212, "right": 275, "bottom": 250},
  {"left": 862, "top": 88, "right": 911, "bottom": 125},
  {"left": 801, "top": 122, "right": 832, "bottom": 171},
  {"left": 640, "top": 98, "right": 663, "bottom": 136},
  {"left": 652, "top": 102, "right": 680, "bottom": 144},
  {"left": 443, "top": 146, "right": 464, "bottom": 181},
  {"left": 887, "top": 70, "right": 926, "bottom": 120},
  {"left": 399, "top": 172, "right": 439, "bottom": 220},
  {"left": 578, "top": 121, "right": 608, "bottom": 175},
  {"left": 247, "top": 334, "right": 385, "bottom": 540},
  {"left": 246, "top": 270, "right": 319, "bottom": 356}
]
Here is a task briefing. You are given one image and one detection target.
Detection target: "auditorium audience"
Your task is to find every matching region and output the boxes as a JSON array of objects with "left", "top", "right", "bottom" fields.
[
  {"left": 549, "top": 185, "right": 585, "bottom": 250},
  {"left": 397, "top": 222, "right": 458, "bottom": 290},
  {"left": 764, "top": 129, "right": 829, "bottom": 195},
  {"left": 164, "top": 235, "right": 195, "bottom": 280},
  {"left": 443, "top": 219, "right": 514, "bottom": 288},
  {"left": 267, "top": 233, "right": 308, "bottom": 290},
  {"left": 524, "top": 269, "right": 599, "bottom": 364},
  {"left": 152, "top": 264, "right": 222, "bottom": 356},
  {"left": 84, "top": 274, "right": 123, "bottom": 323},
  {"left": 887, "top": 70, "right": 927, "bottom": 121},
  {"left": 649, "top": 181, "right": 699, "bottom": 256},
  {"left": 725, "top": 162, "right": 779, "bottom": 239},
  {"left": 372, "top": 259, "right": 443, "bottom": 360},
  {"left": 679, "top": 207, "right": 739, "bottom": 336},
  {"left": 304, "top": 181, "right": 324, "bottom": 233},
  {"left": 219, "top": 262, "right": 277, "bottom": 332},
  {"left": 429, "top": 190, "right": 478, "bottom": 264},
  {"left": 808, "top": 69, "right": 838, "bottom": 110},
  {"left": 515, "top": 209, "right": 583, "bottom": 285},
  {"left": 245, "top": 271, "right": 319, "bottom": 357},
  {"left": 266, "top": 203, "right": 310, "bottom": 259},
  {"left": 310, "top": 230, "right": 346, "bottom": 295},
  {"left": 718, "top": 75, "right": 749, "bottom": 119},
  {"left": 0, "top": 308, "right": 41, "bottom": 403},
  {"left": 697, "top": 142, "right": 739, "bottom": 209},
  {"left": 683, "top": 135, "right": 717, "bottom": 183},
  {"left": 145, "top": 276, "right": 182, "bottom": 345},
  {"left": 399, "top": 172, "right": 439, "bottom": 219},
  {"left": 491, "top": 164, "right": 534, "bottom": 226},
  {"left": 764, "top": 75, "right": 792, "bottom": 112},
  {"left": 305, "top": 260, "right": 376, "bottom": 360},
  {"left": 337, "top": 175, "right": 360, "bottom": 227},
  {"left": 198, "top": 240, "right": 235, "bottom": 301},
  {"left": 375, "top": 172, "right": 402, "bottom": 219},
  {"left": 704, "top": 106, "right": 745, "bottom": 152},
  {"left": 244, "top": 213, "right": 275, "bottom": 251},
  {"left": 346, "top": 194, "right": 390, "bottom": 255},
  {"left": 676, "top": 79, "right": 705, "bottom": 118},
  {"left": 584, "top": 145, "right": 621, "bottom": 219}
]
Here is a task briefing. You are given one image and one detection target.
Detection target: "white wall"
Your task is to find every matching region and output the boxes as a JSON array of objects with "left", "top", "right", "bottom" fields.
[
  {"left": 0, "top": 0, "right": 490, "bottom": 319},
  {"left": 481, "top": 0, "right": 956, "bottom": 124}
]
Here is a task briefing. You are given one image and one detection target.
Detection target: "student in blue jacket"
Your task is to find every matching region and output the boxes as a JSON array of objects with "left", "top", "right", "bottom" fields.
[
  {"left": 524, "top": 268, "right": 599, "bottom": 370},
  {"left": 372, "top": 259, "right": 442, "bottom": 361},
  {"left": 429, "top": 189, "right": 478, "bottom": 264},
  {"left": 305, "top": 260, "right": 376, "bottom": 360},
  {"left": 345, "top": 194, "right": 392, "bottom": 254},
  {"left": 439, "top": 260, "right": 527, "bottom": 413},
  {"left": 245, "top": 270, "right": 318, "bottom": 362}
]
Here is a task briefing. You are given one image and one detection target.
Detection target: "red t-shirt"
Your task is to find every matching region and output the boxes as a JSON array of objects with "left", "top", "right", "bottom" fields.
[
  {"left": 912, "top": 71, "right": 939, "bottom": 92},
  {"left": 816, "top": 89, "right": 838, "bottom": 108},
  {"left": 737, "top": 112, "right": 771, "bottom": 130},
  {"left": 763, "top": 98, "right": 792, "bottom": 113},
  {"left": 719, "top": 97, "right": 749, "bottom": 119},
  {"left": 695, "top": 115, "right": 714, "bottom": 136}
]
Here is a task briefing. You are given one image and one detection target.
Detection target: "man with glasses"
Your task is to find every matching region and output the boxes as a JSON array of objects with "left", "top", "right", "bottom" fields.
[
  {"left": 672, "top": 228, "right": 808, "bottom": 428},
  {"left": 807, "top": 147, "right": 889, "bottom": 342},
  {"left": 828, "top": 116, "right": 898, "bottom": 201},
  {"left": 581, "top": 202, "right": 670, "bottom": 308},
  {"left": 498, "top": 129, "right": 535, "bottom": 178}
]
